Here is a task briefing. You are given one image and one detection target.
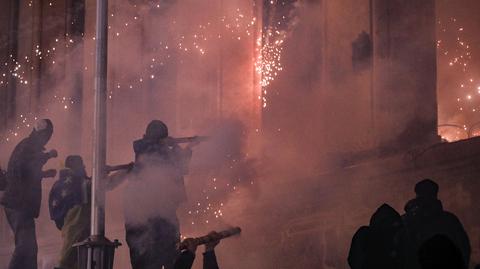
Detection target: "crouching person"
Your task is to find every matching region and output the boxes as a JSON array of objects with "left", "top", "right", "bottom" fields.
[{"left": 174, "top": 231, "right": 221, "bottom": 269}]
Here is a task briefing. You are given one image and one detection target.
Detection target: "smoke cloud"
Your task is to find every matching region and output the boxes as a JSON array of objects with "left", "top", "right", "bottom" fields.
[{"left": 1, "top": 1, "right": 479, "bottom": 269}]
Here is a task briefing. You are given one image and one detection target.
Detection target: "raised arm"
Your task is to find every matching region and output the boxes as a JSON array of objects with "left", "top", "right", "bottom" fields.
[
  {"left": 174, "top": 238, "right": 199, "bottom": 269},
  {"left": 203, "top": 231, "right": 221, "bottom": 269}
]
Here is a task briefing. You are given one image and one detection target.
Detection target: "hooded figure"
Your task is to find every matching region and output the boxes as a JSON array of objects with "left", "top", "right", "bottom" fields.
[
  {"left": 49, "top": 155, "right": 91, "bottom": 269},
  {"left": 49, "top": 156, "right": 89, "bottom": 229},
  {"left": 403, "top": 179, "right": 470, "bottom": 269},
  {"left": 348, "top": 204, "right": 405, "bottom": 269},
  {"left": 124, "top": 120, "right": 193, "bottom": 269},
  {"left": 49, "top": 155, "right": 132, "bottom": 269},
  {"left": 1, "top": 119, "right": 58, "bottom": 269}
]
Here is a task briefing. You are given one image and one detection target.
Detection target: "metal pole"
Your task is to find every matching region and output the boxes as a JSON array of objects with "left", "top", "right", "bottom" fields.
[
  {"left": 87, "top": 0, "right": 108, "bottom": 268},
  {"left": 76, "top": 1, "right": 120, "bottom": 268},
  {"left": 91, "top": 0, "right": 108, "bottom": 238}
]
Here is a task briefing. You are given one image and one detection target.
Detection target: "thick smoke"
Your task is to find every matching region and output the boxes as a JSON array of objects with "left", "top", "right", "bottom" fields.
[
  {"left": 1, "top": 1, "right": 479, "bottom": 269},
  {"left": 0, "top": 0, "right": 368, "bottom": 268}
]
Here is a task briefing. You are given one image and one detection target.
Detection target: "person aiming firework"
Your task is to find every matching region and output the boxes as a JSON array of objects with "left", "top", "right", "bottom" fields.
[
  {"left": 178, "top": 227, "right": 242, "bottom": 251},
  {"left": 119, "top": 120, "right": 206, "bottom": 269},
  {"left": 175, "top": 227, "right": 242, "bottom": 269}
]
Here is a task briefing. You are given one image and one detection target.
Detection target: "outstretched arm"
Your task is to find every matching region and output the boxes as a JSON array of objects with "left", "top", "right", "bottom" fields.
[
  {"left": 203, "top": 251, "right": 220, "bottom": 269},
  {"left": 203, "top": 231, "right": 221, "bottom": 269},
  {"left": 41, "top": 169, "right": 57, "bottom": 179},
  {"left": 26, "top": 149, "right": 58, "bottom": 180},
  {"left": 33, "top": 149, "right": 58, "bottom": 165},
  {"left": 105, "top": 162, "right": 134, "bottom": 190},
  {"left": 105, "top": 170, "right": 128, "bottom": 191}
]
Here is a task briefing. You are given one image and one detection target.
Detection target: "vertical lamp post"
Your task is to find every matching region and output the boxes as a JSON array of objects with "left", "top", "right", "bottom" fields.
[
  {"left": 74, "top": 0, "right": 120, "bottom": 268},
  {"left": 91, "top": 0, "right": 108, "bottom": 242}
]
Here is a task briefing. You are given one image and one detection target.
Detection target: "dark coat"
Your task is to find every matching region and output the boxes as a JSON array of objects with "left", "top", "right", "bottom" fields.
[
  {"left": 1, "top": 137, "right": 50, "bottom": 218},
  {"left": 403, "top": 197, "right": 471, "bottom": 269},
  {"left": 132, "top": 137, "right": 192, "bottom": 205},
  {"left": 348, "top": 226, "right": 370, "bottom": 269},
  {"left": 48, "top": 169, "right": 90, "bottom": 230},
  {"left": 348, "top": 204, "right": 405, "bottom": 269},
  {"left": 133, "top": 137, "right": 192, "bottom": 174}
]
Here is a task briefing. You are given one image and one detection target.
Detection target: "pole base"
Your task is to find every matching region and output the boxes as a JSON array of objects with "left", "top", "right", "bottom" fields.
[{"left": 74, "top": 235, "right": 121, "bottom": 269}]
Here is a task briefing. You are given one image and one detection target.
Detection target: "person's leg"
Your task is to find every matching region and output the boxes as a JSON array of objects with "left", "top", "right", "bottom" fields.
[
  {"left": 5, "top": 208, "right": 38, "bottom": 269},
  {"left": 150, "top": 218, "right": 180, "bottom": 269},
  {"left": 126, "top": 223, "right": 149, "bottom": 269},
  {"left": 59, "top": 205, "right": 90, "bottom": 269}
]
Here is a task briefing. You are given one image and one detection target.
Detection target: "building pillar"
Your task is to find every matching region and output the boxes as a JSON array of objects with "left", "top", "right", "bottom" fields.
[
  {"left": 373, "top": 0, "right": 439, "bottom": 150},
  {"left": 65, "top": 0, "right": 86, "bottom": 154},
  {"left": 0, "top": 0, "right": 20, "bottom": 131}
]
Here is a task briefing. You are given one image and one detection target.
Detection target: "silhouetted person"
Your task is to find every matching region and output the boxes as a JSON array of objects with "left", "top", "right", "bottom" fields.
[
  {"left": 348, "top": 226, "right": 369, "bottom": 269},
  {"left": 348, "top": 204, "right": 405, "bottom": 269},
  {"left": 0, "top": 119, "right": 58, "bottom": 269},
  {"left": 418, "top": 234, "right": 465, "bottom": 269},
  {"left": 403, "top": 179, "right": 471, "bottom": 269},
  {"left": 49, "top": 155, "right": 90, "bottom": 269},
  {"left": 174, "top": 231, "right": 221, "bottom": 269},
  {"left": 49, "top": 155, "right": 132, "bottom": 269},
  {"left": 124, "top": 120, "right": 193, "bottom": 269}
]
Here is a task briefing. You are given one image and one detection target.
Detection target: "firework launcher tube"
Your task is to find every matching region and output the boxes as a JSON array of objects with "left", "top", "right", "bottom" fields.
[
  {"left": 178, "top": 227, "right": 242, "bottom": 250},
  {"left": 169, "top": 136, "right": 209, "bottom": 144},
  {"left": 105, "top": 162, "right": 134, "bottom": 173}
]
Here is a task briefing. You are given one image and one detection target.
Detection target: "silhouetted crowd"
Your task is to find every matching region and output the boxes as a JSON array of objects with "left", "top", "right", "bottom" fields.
[
  {"left": 0, "top": 118, "right": 198, "bottom": 269},
  {"left": 348, "top": 179, "right": 471, "bottom": 269},
  {"left": 1, "top": 118, "right": 478, "bottom": 269}
]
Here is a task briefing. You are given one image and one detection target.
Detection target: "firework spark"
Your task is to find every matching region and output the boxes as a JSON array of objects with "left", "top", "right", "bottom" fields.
[{"left": 438, "top": 17, "right": 480, "bottom": 141}]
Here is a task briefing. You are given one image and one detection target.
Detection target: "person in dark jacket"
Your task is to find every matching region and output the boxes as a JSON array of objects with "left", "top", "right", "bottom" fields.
[
  {"left": 49, "top": 155, "right": 133, "bottom": 269},
  {"left": 403, "top": 179, "right": 471, "bottom": 269},
  {"left": 174, "top": 231, "right": 221, "bottom": 269},
  {"left": 0, "top": 119, "right": 58, "bottom": 269},
  {"left": 348, "top": 226, "right": 369, "bottom": 269},
  {"left": 124, "top": 120, "right": 193, "bottom": 269},
  {"left": 49, "top": 155, "right": 90, "bottom": 269},
  {"left": 348, "top": 204, "right": 405, "bottom": 269}
]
